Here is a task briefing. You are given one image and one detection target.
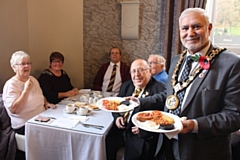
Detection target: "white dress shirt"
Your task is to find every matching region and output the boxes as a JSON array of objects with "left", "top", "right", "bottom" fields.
[
  {"left": 178, "top": 43, "right": 210, "bottom": 133},
  {"left": 102, "top": 62, "right": 121, "bottom": 92}
]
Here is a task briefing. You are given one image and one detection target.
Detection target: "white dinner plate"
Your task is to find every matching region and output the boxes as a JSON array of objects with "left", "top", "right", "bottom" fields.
[
  {"left": 131, "top": 111, "right": 183, "bottom": 133},
  {"left": 96, "top": 97, "right": 139, "bottom": 113}
]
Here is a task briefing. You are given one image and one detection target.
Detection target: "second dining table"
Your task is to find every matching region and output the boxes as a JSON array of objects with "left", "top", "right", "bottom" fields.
[{"left": 25, "top": 91, "right": 116, "bottom": 160}]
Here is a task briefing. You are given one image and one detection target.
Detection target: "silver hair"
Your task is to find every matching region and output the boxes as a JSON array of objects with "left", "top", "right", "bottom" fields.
[
  {"left": 179, "top": 8, "right": 210, "bottom": 26},
  {"left": 10, "top": 51, "right": 30, "bottom": 71},
  {"left": 148, "top": 54, "right": 166, "bottom": 70}
]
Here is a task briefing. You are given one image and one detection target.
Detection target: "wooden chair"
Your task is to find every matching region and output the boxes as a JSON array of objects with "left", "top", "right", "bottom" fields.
[{"left": 116, "top": 147, "right": 125, "bottom": 160}]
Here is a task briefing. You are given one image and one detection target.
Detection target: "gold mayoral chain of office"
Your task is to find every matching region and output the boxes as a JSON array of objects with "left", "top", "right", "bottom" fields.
[{"left": 166, "top": 47, "right": 226, "bottom": 110}]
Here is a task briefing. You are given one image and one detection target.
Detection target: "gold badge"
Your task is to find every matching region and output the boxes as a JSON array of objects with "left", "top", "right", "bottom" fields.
[{"left": 166, "top": 95, "right": 179, "bottom": 110}]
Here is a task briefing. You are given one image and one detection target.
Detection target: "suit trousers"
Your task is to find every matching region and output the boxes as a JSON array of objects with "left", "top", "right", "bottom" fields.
[
  {"left": 124, "top": 133, "right": 158, "bottom": 160},
  {"left": 163, "top": 136, "right": 180, "bottom": 160},
  {"left": 106, "top": 124, "right": 125, "bottom": 160}
]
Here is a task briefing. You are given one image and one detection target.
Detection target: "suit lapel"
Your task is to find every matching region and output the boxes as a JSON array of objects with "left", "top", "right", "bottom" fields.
[
  {"left": 140, "top": 78, "right": 154, "bottom": 98},
  {"left": 127, "top": 84, "right": 135, "bottom": 97},
  {"left": 126, "top": 79, "right": 154, "bottom": 130},
  {"left": 181, "top": 69, "right": 209, "bottom": 113},
  {"left": 181, "top": 45, "right": 219, "bottom": 114},
  {"left": 125, "top": 83, "right": 136, "bottom": 130}
]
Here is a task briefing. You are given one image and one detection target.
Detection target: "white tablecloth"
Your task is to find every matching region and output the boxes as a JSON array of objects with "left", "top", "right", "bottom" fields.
[{"left": 25, "top": 100, "right": 113, "bottom": 160}]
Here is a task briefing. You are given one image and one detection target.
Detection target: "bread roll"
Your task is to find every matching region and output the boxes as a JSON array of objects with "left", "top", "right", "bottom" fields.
[{"left": 74, "top": 101, "right": 87, "bottom": 108}]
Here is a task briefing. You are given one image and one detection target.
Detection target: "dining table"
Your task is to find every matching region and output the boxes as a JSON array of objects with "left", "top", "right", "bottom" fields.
[{"left": 25, "top": 90, "right": 117, "bottom": 160}]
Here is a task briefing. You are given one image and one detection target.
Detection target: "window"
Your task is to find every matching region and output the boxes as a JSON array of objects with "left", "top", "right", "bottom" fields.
[{"left": 206, "top": 0, "right": 240, "bottom": 54}]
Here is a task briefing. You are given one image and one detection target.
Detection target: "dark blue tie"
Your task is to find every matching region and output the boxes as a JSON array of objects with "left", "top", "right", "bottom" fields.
[{"left": 171, "top": 56, "right": 193, "bottom": 115}]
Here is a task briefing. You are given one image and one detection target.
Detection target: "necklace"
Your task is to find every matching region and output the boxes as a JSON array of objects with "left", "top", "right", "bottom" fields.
[{"left": 166, "top": 47, "right": 226, "bottom": 110}]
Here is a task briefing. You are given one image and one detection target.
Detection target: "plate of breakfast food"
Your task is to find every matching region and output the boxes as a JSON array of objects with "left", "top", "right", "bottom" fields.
[
  {"left": 96, "top": 97, "right": 139, "bottom": 112},
  {"left": 132, "top": 110, "right": 183, "bottom": 133}
]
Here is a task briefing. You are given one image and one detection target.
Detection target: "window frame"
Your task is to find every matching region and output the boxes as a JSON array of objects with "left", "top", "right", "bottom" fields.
[{"left": 206, "top": 0, "right": 240, "bottom": 54}]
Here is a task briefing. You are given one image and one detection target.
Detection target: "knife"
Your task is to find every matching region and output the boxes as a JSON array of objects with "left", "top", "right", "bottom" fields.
[{"left": 80, "top": 122, "right": 104, "bottom": 130}]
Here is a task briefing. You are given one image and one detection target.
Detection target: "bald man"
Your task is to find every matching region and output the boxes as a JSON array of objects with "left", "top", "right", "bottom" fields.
[{"left": 106, "top": 59, "right": 166, "bottom": 160}]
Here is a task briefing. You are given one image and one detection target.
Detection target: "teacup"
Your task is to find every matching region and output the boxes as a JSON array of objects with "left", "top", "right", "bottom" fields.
[
  {"left": 80, "top": 94, "right": 89, "bottom": 102},
  {"left": 97, "top": 94, "right": 103, "bottom": 99},
  {"left": 66, "top": 104, "right": 76, "bottom": 113},
  {"left": 77, "top": 106, "right": 89, "bottom": 116},
  {"left": 93, "top": 91, "right": 100, "bottom": 97}
]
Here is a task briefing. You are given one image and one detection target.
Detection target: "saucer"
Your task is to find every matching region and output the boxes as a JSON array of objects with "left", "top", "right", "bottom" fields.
[
  {"left": 76, "top": 110, "right": 92, "bottom": 116},
  {"left": 63, "top": 108, "right": 76, "bottom": 114}
]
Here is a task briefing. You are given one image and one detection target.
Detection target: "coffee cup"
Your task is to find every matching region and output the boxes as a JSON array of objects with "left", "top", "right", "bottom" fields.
[
  {"left": 77, "top": 106, "right": 89, "bottom": 116},
  {"left": 66, "top": 104, "right": 76, "bottom": 113},
  {"left": 97, "top": 94, "right": 103, "bottom": 99},
  {"left": 93, "top": 91, "right": 100, "bottom": 97},
  {"left": 80, "top": 94, "right": 89, "bottom": 102},
  {"left": 80, "top": 95, "right": 88, "bottom": 102}
]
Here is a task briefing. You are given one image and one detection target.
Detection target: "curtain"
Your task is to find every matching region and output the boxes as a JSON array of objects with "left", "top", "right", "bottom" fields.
[{"left": 159, "top": 0, "right": 208, "bottom": 72}]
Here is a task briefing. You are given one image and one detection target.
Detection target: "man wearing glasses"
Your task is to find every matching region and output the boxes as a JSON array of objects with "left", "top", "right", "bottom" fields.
[
  {"left": 106, "top": 59, "right": 166, "bottom": 160},
  {"left": 148, "top": 54, "right": 168, "bottom": 84}
]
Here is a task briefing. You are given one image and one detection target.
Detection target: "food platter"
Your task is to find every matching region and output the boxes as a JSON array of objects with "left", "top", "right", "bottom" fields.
[
  {"left": 132, "top": 111, "right": 183, "bottom": 133},
  {"left": 96, "top": 97, "right": 139, "bottom": 113}
]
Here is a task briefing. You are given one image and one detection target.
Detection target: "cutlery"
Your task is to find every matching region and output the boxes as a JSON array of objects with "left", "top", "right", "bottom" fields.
[
  {"left": 80, "top": 122, "right": 104, "bottom": 130},
  {"left": 47, "top": 116, "right": 57, "bottom": 120},
  {"left": 39, "top": 115, "right": 56, "bottom": 120}
]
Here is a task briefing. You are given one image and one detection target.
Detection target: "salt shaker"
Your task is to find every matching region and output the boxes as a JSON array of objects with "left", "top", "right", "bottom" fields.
[{"left": 88, "top": 97, "right": 93, "bottom": 104}]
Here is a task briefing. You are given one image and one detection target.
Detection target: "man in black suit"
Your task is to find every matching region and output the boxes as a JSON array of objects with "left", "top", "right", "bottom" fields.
[
  {"left": 106, "top": 59, "right": 166, "bottom": 160},
  {"left": 129, "top": 8, "right": 240, "bottom": 160}
]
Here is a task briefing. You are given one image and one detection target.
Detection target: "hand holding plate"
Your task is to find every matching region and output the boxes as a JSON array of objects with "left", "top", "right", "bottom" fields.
[
  {"left": 180, "top": 119, "right": 194, "bottom": 134},
  {"left": 125, "top": 96, "right": 139, "bottom": 104}
]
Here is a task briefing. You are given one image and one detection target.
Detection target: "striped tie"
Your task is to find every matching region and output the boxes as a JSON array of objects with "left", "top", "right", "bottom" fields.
[
  {"left": 133, "top": 88, "right": 142, "bottom": 97},
  {"left": 107, "top": 64, "right": 117, "bottom": 92},
  {"left": 123, "top": 88, "right": 142, "bottom": 122}
]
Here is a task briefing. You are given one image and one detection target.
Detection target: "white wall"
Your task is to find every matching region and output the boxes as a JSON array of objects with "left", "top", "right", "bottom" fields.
[{"left": 0, "top": 0, "right": 84, "bottom": 92}]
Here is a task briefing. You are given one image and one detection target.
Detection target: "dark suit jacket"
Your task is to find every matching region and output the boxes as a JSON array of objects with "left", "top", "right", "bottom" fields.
[
  {"left": 140, "top": 46, "right": 240, "bottom": 160},
  {"left": 113, "top": 78, "right": 166, "bottom": 160},
  {"left": 0, "top": 96, "right": 16, "bottom": 160},
  {"left": 93, "top": 61, "right": 131, "bottom": 91}
]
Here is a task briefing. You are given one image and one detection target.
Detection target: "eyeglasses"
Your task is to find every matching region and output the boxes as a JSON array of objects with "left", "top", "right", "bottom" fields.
[
  {"left": 129, "top": 68, "right": 149, "bottom": 74},
  {"left": 148, "top": 61, "right": 159, "bottom": 65},
  {"left": 15, "top": 62, "right": 32, "bottom": 66},
  {"left": 52, "top": 60, "right": 63, "bottom": 64}
]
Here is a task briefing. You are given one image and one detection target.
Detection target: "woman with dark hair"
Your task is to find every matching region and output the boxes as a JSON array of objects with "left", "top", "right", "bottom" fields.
[{"left": 38, "top": 52, "right": 79, "bottom": 104}]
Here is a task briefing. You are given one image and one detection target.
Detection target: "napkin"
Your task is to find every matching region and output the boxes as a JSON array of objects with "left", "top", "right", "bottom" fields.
[
  {"left": 79, "top": 89, "right": 91, "bottom": 94},
  {"left": 69, "top": 116, "right": 89, "bottom": 122},
  {"left": 50, "top": 117, "right": 80, "bottom": 129},
  {"left": 164, "top": 130, "right": 181, "bottom": 139}
]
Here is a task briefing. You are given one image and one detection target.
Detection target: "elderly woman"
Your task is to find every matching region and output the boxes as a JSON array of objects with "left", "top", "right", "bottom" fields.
[
  {"left": 38, "top": 52, "right": 79, "bottom": 104},
  {"left": 2, "top": 51, "right": 56, "bottom": 135}
]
